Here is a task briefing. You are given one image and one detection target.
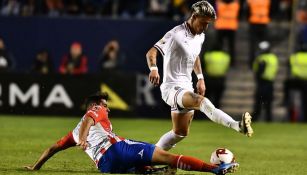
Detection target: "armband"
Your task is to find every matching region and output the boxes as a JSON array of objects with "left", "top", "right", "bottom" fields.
[{"left": 150, "top": 66, "right": 158, "bottom": 71}]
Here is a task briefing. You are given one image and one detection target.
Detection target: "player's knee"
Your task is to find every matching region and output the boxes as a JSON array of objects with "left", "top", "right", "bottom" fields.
[
  {"left": 180, "top": 92, "right": 203, "bottom": 108},
  {"left": 194, "top": 95, "right": 204, "bottom": 107}
]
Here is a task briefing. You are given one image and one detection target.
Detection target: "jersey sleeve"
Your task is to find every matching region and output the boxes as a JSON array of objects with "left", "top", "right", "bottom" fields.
[
  {"left": 154, "top": 31, "right": 173, "bottom": 56},
  {"left": 85, "top": 106, "right": 108, "bottom": 125}
]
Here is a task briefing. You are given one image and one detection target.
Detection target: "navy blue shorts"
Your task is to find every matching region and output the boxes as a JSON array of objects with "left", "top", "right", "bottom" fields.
[{"left": 98, "top": 139, "right": 156, "bottom": 174}]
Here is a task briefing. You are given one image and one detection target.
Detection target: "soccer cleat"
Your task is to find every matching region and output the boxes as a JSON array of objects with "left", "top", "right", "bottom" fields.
[
  {"left": 211, "top": 162, "right": 239, "bottom": 175},
  {"left": 240, "top": 112, "right": 254, "bottom": 137}
]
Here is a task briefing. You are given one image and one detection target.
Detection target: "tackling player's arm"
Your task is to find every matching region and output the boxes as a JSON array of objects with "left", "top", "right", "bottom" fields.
[
  {"left": 24, "top": 143, "right": 64, "bottom": 170},
  {"left": 194, "top": 56, "right": 206, "bottom": 96},
  {"left": 77, "top": 116, "right": 94, "bottom": 150},
  {"left": 146, "top": 47, "right": 160, "bottom": 86},
  {"left": 24, "top": 131, "right": 76, "bottom": 171}
]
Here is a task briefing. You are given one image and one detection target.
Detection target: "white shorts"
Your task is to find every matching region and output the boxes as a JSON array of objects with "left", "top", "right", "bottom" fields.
[{"left": 160, "top": 85, "right": 194, "bottom": 113}]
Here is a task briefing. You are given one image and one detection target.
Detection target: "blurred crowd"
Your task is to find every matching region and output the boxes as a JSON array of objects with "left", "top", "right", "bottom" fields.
[
  {"left": 0, "top": 0, "right": 306, "bottom": 122},
  {"left": 0, "top": 0, "right": 293, "bottom": 21},
  {"left": 0, "top": 37, "right": 124, "bottom": 74},
  {"left": 0, "top": 0, "right": 298, "bottom": 74}
]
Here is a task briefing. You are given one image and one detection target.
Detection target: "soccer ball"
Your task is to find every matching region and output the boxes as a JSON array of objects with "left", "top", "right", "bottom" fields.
[{"left": 210, "top": 148, "right": 235, "bottom": 165}]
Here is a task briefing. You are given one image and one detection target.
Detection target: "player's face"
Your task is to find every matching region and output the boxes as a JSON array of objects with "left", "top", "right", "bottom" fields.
[
  {"left": 192, "top": 15, "right": 213, "bottom": 35},
  {"left": 100, "top": 99, "right": 110, "bottom": 112}
]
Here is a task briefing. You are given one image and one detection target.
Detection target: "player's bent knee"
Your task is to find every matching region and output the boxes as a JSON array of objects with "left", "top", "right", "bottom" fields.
[
  {"left": 194, "top": 95, "right": 204, "bottom": 106},
  {"left": 181, "top": 92, "right": 204, "bottom": 108}
]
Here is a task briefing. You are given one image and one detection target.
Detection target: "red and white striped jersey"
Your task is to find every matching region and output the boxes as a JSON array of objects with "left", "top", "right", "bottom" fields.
[{"left": 72, "top": 105, "right": 124, "bottom": 166}]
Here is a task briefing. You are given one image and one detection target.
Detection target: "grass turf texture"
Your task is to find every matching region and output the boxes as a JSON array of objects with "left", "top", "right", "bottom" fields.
[{"left": 0, "top": 115, "right": 306, "bottom": 175}]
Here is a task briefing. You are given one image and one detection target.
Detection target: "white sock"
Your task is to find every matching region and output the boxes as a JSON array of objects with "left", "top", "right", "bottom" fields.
[
  {"left": 200, "top": 98, "right": 240, "bottom": 132},
  {"left": 155, "top": 130, "right": 185, "bottom": 151}
]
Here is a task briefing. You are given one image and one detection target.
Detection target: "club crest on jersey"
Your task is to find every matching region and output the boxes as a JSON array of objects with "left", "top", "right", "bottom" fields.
[{"left": 159, "top": 39, "right": 165, "bottom": 45}]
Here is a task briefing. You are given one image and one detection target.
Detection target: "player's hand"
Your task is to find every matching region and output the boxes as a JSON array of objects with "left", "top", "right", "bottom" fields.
[
  {"left": 77, "top": 140, "right": 89, "bottom": 150},
  {"left": 149, "top": 70, "right": 160, "bottom": 86},
  {"left": 196, "top": 79, "right": 206, "bottom": 96},
  {"left": 24, "top": 165, "right": 38, "bottom": 171}
]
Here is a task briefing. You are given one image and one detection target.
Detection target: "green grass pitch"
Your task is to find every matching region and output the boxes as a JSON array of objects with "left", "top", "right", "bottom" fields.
[{"left": 0, "top": 115, "right": 306, "bottom": 175}]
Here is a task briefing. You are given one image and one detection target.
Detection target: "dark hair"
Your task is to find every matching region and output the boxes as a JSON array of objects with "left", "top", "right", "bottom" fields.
[
  {"left": 191, "top": 0, "right": 216, "bottom": 20},
  {"left": 84, "top": 91, "right": 109, "bottom": 108}
]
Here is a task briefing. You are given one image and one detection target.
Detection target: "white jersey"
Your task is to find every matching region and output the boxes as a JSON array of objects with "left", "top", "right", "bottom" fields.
[
  {"left": 154, "top": 22, "right": 205, "bottom": 90},
  {"left": 72, "top": 105, "right": 124, "bottom": 166}
]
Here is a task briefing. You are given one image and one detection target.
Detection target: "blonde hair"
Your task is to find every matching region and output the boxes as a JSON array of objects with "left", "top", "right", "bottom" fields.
[{"left": 191, "top": 1, "right": 216, "bottom": 20}]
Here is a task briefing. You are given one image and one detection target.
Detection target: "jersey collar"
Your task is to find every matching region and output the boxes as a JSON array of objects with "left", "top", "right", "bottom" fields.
[{"left": 184, "top": 22, "right": 194, "bottom": 37}]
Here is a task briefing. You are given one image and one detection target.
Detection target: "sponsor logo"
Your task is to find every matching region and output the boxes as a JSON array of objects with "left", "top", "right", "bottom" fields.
[{"left": 138, "top": 149, "right": 144, "bottom": 159}]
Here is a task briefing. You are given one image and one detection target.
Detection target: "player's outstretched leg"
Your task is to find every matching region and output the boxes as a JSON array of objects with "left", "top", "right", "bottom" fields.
[
  {"left": 239, "top": 112, "right": 253, "bottom": 137},
  {"left": 152, "top": 147, "right": 239, "bottom": 174},
  {"left": 199, "top": 97, "right": 254, "bottom": 137},
  {"left": 211, "top": 162, "right": 239, "bottom": 175},
  {"left": 199, "top": 98, "right": 240, "bottom": 131}
]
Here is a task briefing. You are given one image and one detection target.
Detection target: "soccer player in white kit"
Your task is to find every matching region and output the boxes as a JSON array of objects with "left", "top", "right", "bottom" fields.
[{"left": 146, "top": 0, "right": 254, "bottom": 151}]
